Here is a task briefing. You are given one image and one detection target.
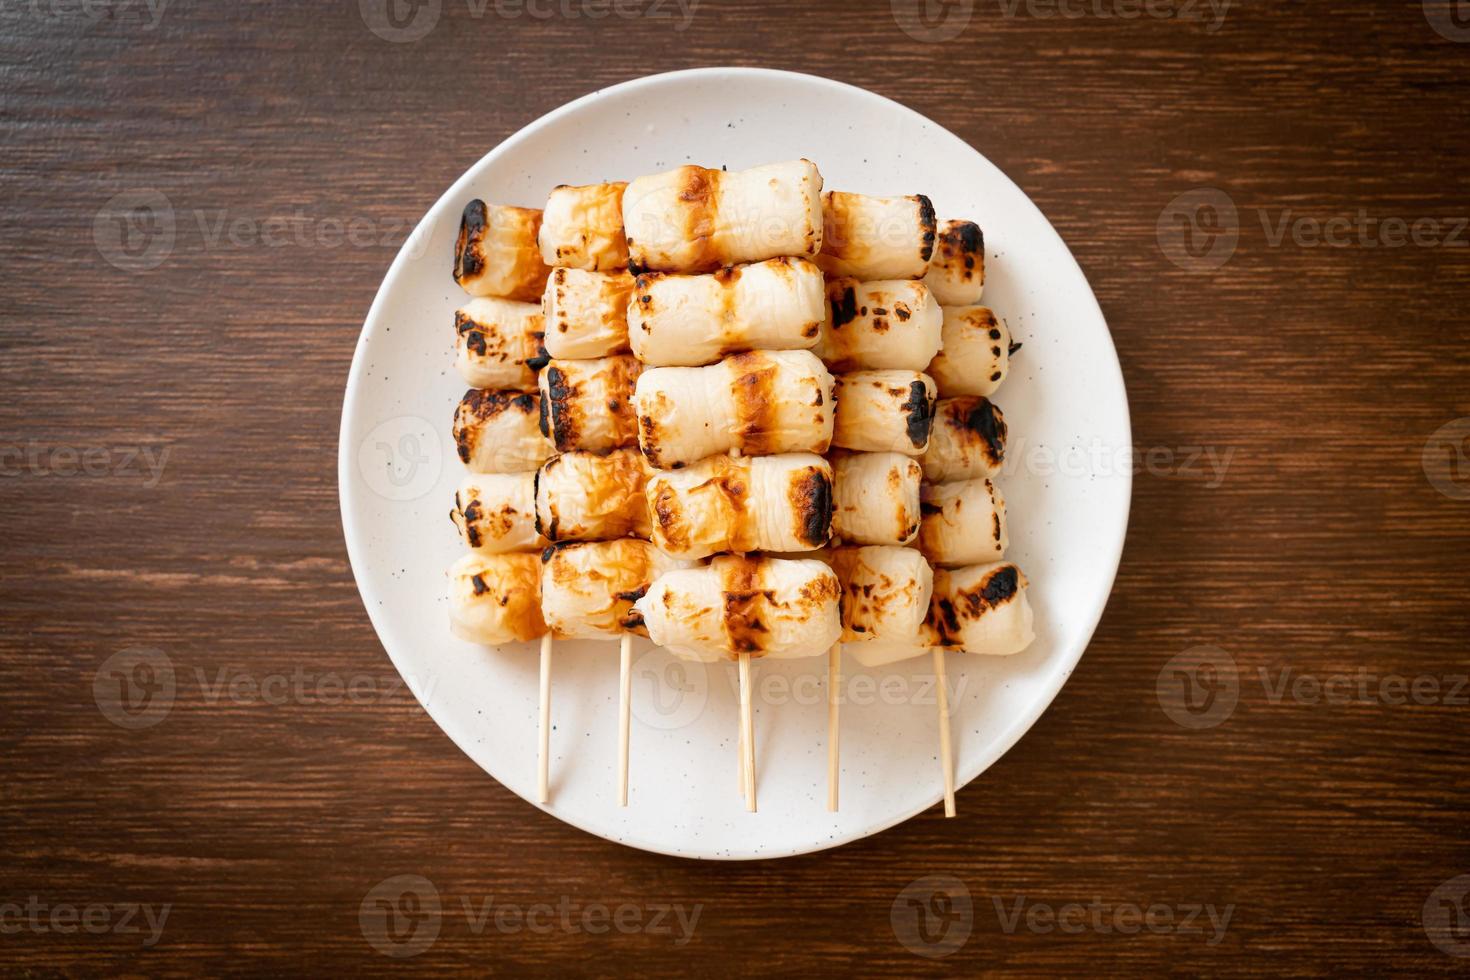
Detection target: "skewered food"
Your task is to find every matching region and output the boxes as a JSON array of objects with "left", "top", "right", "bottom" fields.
[
  {"left": 645, "top": 452, "right": 832, "bottom": 560},
  {"left": 541, "top": 268, "right": 636, "bottom": 359},
  {"left": 923, "top": 219, "right": 985, "bottom": 307},
  {"left": 829, "top": 546, "right": 934, "bottom": 664},
  {"left": 628, "top": 257, "right": 825, "bottom": 366},
  {"left": 918, "top": 478, "right": 1008, "bottom": 567},
  {"left": 537, "top": 354, "right": 643, "bottom": 453},
  {"left": 450, "top": 472, "right": 547, "bottom": 554},
  {"left": 453, "top": 389, "right": 554, "bottom": 473},
  {"left": 623, "top": 160, "right": 824, "bottom": 273},
  {"left": 636, "top": 556, "right": 842, "bottom": 663},
  {"left": 534, "top": 449, "right": 651, "bottom": 541},
  {"left": 831, "top": 370, "right": 937, "bottom": 455},
  {"left": 454, "top": 296, "right": 548, "bottom": 390},
  {"left": 444, "top": 161, "right": 1038, "bottom": 816},
  {"left": 927, "top": 306, "right": 1015, "bottom": 398},
  {"left": 815, "top": 191, "right": 936, "bottom": 281},
  {"left": 454, "top": 200, "right": 551, "bottom": 302},
  {"left": 933, "top": 562, "right": 1035, "bottom": 656},
  {"left": 634, "top": 349, "right": 835, "bottom": 468},
  {"left": 540, "top": 540, "right": 686, "bottom": 639},
  {"left": 922, "top": 396, "right": 1007, "bottom": 483},
  {"left": 538, "top": 182, "right": 630, "bottom": 271},
  {"left": 815, "top": 278, "right": 943, "bottom": 372},
  {"left": 829, "top": 451, "right": 923, "bottom": 545},
  {"left": 448, "top": 552, "right": 547, "bottom": 645}
]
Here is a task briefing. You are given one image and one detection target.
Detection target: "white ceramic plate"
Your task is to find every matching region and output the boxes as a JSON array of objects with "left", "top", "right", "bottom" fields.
[{"left": 339, "top": 67, "right": 1130, "bottom": 860}]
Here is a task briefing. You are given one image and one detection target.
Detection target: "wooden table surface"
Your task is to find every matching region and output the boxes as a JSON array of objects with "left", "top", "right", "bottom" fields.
[{"left": 3, "top": 0, "right": 1468, "bottom": 974}]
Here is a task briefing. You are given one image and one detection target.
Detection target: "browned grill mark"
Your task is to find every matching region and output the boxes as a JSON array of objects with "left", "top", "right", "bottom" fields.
[
  {"left": 728, "top": 352, "right": 778, "bottom": 456},
  {"left": 902, "top": 380, "right": 936, "bottom": 448},
  {"left": 679, "top": 166, "right": 724, "bottom": 273},
  {"left": 540, "top": 365, "right": 577, "bottom": 449},
  {"left": 453, "top": 389, "right": 538, "bottom": 464},
  {"left": 915, "top": 195, "right": 937, "bottom": 264},
  {"left": 819, "top": 192, "right": 856, "bottom": 261},
  {"left": 791, "top": 466, "right": 833, "bottom": 547},
  {"left": 970, "top": 565, "right": 1019, "bottom": 610},
  {"left": 719, "top": 556, "right": 770, "bottom": 655},
  {"left": 454, "top": 199, "right": 487, "bottom": 283},
  {"left": 470, "top": 573, "right": 488, "bottom": 596},
  {"left": 460, "top": 497, "right": 484, "bottom": 548},
  {"left": 527, "top": 340, "right": 550, "bottom": 372},
  {"left": 937, "top": 396, "right": 1007, "bottom": 467}
]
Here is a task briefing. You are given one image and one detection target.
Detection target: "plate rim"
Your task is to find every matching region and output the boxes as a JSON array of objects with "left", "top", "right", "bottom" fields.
[{"left": 337, "top": 66, "right": 1132, "bottom": 861}]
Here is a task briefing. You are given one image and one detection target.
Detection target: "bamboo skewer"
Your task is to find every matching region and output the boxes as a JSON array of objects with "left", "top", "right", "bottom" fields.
[
  {"left": 932, "top": 646, "right": 956, "bottom": 818},
  {"left": 538, "top": 633, "right": 554, "bottom": 804},
  {"left": 739, "top": 651, "right": 756, "bottom": 812},
  {"left": 617, "top": 633, "right": 632, "bottom": 806},
  {"left": 738, "top": 720, "right": 747, "bottom": 800},
  {"left": 827, "top": 643, "right": 841, "bottom": 811}
]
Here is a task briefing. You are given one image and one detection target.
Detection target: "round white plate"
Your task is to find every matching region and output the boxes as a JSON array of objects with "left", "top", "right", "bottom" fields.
[{"left": 339, "top": 67, "right": 1130, "bottom": 860}]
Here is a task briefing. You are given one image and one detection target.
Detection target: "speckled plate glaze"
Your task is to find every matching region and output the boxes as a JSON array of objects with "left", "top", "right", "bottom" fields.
[{"left": 338, "top": 68, "right": 1130, "bottom": 860}]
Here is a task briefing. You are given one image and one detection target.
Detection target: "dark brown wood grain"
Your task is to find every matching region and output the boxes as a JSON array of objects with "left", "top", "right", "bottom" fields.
[{"left": 2, "top": 0, "right": 1468, "bottom": 974}]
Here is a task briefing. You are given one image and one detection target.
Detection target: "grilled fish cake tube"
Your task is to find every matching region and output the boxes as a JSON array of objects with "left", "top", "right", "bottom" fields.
[
  {"left": 815, "top": 278, "right": 943, "bottom": 372},
  {"left": 831, "top": 370, "right": 938, "bottom": 456},
  {"left": 634, "top": 349, "right": 835, "bottom": 469},
  {"left": 622, "top": 160, "right": 824, "bottom": 274},
  {"left": 927, "top": 306, "right": 1014, "bottom": 398},
  {"left": 448, "top": 552, "right": 546, "bottom": 645},
  {"left": 815, "top": 191, "right": 936, "bottom": 281},
  {"left": 454, "top": 297, "right": 548, "bottom": 390},
  {"left": 635, "top": 556, "right": 842, "bottom": 663},
  {"left": 450, "top": 473, "right": 547, "bottom": 554},
  {"left": 645, "top": 452, "right": 832, "bottom": 560},
  {"left": 829, "top": 451, "right": 923, "bottom": 546},
  {"left": 842, "top": 560, "right": 1036, "bottom": 664},
  {"left": 538, "top": 182, "right": 629, "bottom": 272},
  {"left": 932, "top": 563, "right": 1035, "bottom": 656},
  {"left": 537, "top": 355, "right": 643, "bottom": 453},
  {"left": 628, "top": 257, "right": 825, "bottom": 367},
  {"left": 453, "top": 200, "right": 551, "bottom": 303},
  {"left": 918, "top": 478, "right": 1008, "bottom": 567},
  {"left": 453, "top": 390, "right": 554, "bottom": 473},
  {"left": 830, "top": 546, "right": 935, "bottom": 664},
  {"left": 923, "top": 219, "right": 985, "bottom": 307},
  {"left": 541, "top": 268, "right": 635, "bottom": 359},
  {"left": 540, "top": 539, "right": 686, "bottom": 640},
  {"left": 534, "top": 449, "right": 651, "bottom": 542},
  {"left": 922, "top": 396, "right": 1008, "bottom": 483}
]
